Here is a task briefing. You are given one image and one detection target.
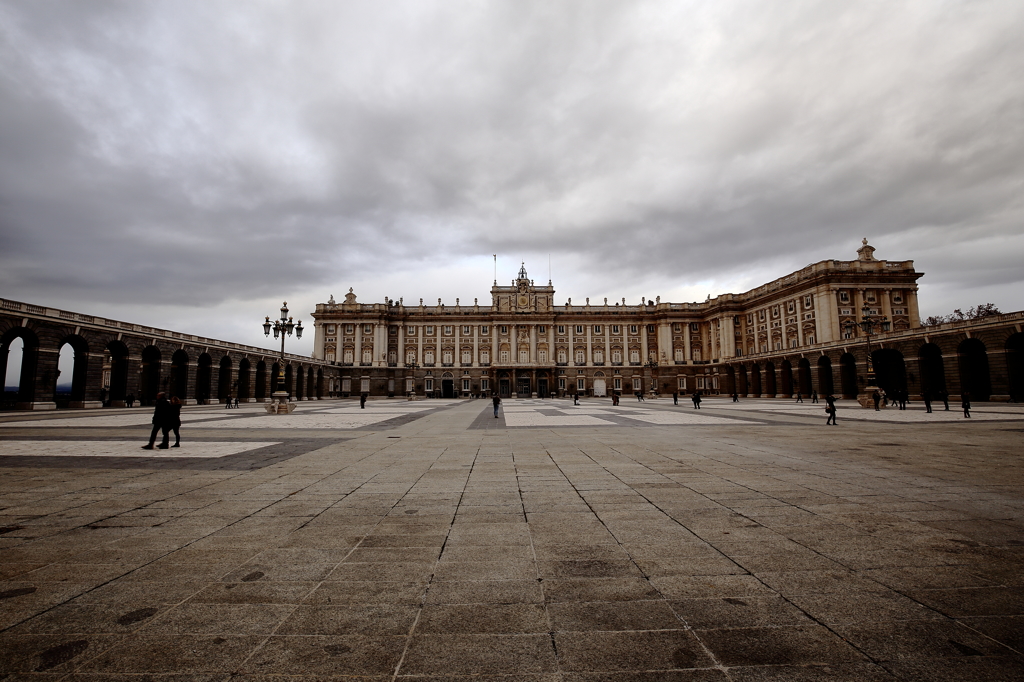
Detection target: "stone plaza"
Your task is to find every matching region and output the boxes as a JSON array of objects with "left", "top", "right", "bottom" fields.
[{"left": 2, "top": 396, "right": 1024, "bottom": 680}]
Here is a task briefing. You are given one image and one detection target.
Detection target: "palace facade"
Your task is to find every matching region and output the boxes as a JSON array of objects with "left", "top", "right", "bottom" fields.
[{"left": 310, "top": 240, "right": 952, "bottom": 399}]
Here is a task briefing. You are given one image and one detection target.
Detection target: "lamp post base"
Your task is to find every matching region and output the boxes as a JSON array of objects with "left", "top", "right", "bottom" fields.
[
  {"left": 857, "top": 386, "right": 887, "bottom": 409},
  {"left": 265, "top": 390, "right": 295, "bottom": 414}
]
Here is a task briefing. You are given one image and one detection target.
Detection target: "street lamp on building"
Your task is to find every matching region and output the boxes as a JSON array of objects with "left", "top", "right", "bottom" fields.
[
  {"left": 263, "top": 302, "right": 303, "bottom": 407},
  {"left": 843, "top": 305, "right": 890, "bottom": 407}
]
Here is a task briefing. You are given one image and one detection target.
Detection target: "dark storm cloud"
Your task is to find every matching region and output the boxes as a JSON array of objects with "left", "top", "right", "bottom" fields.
[{"left": 1, "top": 0, "right": 1023, "bottom": 344}]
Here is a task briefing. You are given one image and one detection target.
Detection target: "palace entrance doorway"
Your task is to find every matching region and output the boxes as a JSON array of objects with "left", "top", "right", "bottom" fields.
[
  {"left": 441, "top": 372, "right": 455, "bottom": 398},
  {"left": 516, "top": 376, "right": 531, "bottom": 396}
]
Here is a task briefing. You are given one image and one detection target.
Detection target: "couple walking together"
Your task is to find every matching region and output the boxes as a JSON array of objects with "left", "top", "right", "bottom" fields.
[{"left": 142, "top": 392, "right": 182, "bottom": 449}]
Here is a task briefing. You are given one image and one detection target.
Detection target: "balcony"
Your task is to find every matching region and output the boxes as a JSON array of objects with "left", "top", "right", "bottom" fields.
[
  {"left": 629, "top": 362, "right": 641, "bottom": 366},
  {"left": 387, "top": 363, "right": 397, "bottom": 367},
  {"left": 359, "top": 362, "right": 372, "bottom": 367},
  {"left": 340, "top": 362, "right": 353, "bottom": 367},
  {"left": 442, "top": 363, "right": 454, "bottom": 367},
  {"left": 674, "top": 360, "right": 686, "bottom": 365},
  {"left": 479, "top": 363, "right": 491, "bottom": 367},
  {"left": 612, "top": 362, "right": 623, "bottom": 366},
  {"left": 423, "top": 363, "right": 435, "bottom": 367},
  {"left": 556, "top": 362, "right": 568, "bottom": 366},
  {"left": 593, "top": 362, "right": 605, "bottom": 366}
]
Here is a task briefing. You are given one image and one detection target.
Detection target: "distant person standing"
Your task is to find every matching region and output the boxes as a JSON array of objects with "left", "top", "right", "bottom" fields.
[
  {"left": 234, "top": 396, "right": 240, "bottom": 408},
  {"left": 142, "top": 392, "right": 171, "bottom": 450},
  {"left": 732, "top": 392, "right": 739, "bottom": 402},
  {"left": 168, "top": 396, "right": 182, "bottom": 447},
  {"left": 672, "top": 391, "right": 678, "bottom": 405},
  {"left": 691, "top": 391, "right": 701, "bottom": 409},
  {"left": 961, "top": 392, "right": 971, "bottom": 418},
  {"left": 126, "top": 393, "right": 135, "bottom": 408},
  {"left": 924, "top": 391, "right": 933, "bottom": 413},
  {"left": 940, "top": 390, "right": 950, "bottom": 411},
  {"left": 225, "top": 394, "right": 232, "bottom": 409},
  {"left": 360, "top": 392, "right": 368, "bottom": 409},
  {"left": 872, "top": 390, "right": 881, "bottom": 411},
  {"left": 492, "top": 393, "right": 501, "bottom": 418},
  {"left": 574, "top": 393, "right": 580, "bottom": 405},
  {"left": 825, "top": 394, "right": 837, "bottom": 425},
  {"left": 811, "top": 390, "right": 818, "bottom": 404}
]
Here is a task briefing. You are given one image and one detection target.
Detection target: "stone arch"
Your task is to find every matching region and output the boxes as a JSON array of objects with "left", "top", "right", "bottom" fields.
[
  {"left": 737, "top": 365, "right": 748, "bottom": 396},
  {"left": 141, "top": 345, "right": 162, "bottom": 405},
  {"left": 723, "top": 366, "right": 736, "bottom": 395},
  {"left": 2, "top": 327, "right": 40, "bottom": 405},
  {"left": 271, "top": 362, "right": 281, "bottom": 394},
  {"left": 285, "top": 364, "right": 294, "bottom": 397},
  {"left": 764, "top": 361, "right": 777, "bottom": 397},
  {"left": 316, "top": 367, "right": 324, "bottom": 399},
  {"left": 780, "top": 360, "right": 793, "bottom": 396},
  {"left": 750, "top": 363, "right": 762, "bottom": 396},
  {"left": 816, "top": 355, "right": 834, "bottom": 396},
  {"left": 918, "top": 343, "right": 945, "bottom": 399},
  {"left": 958, "top": 338, "right": 991, "bottom": 401},
  {"left": 840, "top": 353, "right": 857, "bottom": 399},
  {"left": 797, "top": 358, "right": 812, "bottom": 396},
  {"left": 196, "top": 353, "right": 213, "bottom": 404},
  {"left": 306, "top": 367, "right": 315, "bottom": 399},
  {"left": 237, "top": 358, "right": 252, "bottom": 401},
  {"left": 872, "top": 348, "right": 907, "bottom": 395},
  {"left": 170, "top": 349, "right": 190, "bottom": 401},
  {"left": 105, "top": 340, "right": 130, "bottom": 405},
  {"left": 218, "top": 355, "right": 233, "bottom": 401},
  {"left": 56, "top": 334, "right": 89, "bottom": 407},
  {"left": 255, "top": 360, "right": 267, "bottom": 400}
]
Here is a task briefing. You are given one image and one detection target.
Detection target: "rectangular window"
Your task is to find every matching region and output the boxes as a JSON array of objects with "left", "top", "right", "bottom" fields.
[
  {"left": 804, "top": 295, "right": 813, "bottom": 308},
  {"left": 790, "top": 339, "right": 799, "bottom": 348},
  {"left": 673, "top": 323, "right": 681, "bottom": 332},
  {"left": 538, "top": 350, "right": 547, "bottom": 362},
  {"left": 630, "top": 349, "right": 640, "bottom": 363},
  {"left": 893, "top": 293, "right": 903, "bottom": 304},
  {"left": 425, "top": 379, "right": 434, "bottom": 391},
  {"left": 424, "top": 351, "right": 435, "bottom": 364},
  {"left": 389, "top": 326, "right": 397, "bottom": 335},
  {"left": 558, "top": 378, "right": 566, "bottom": 390},
  {"left": 480, "top": 351, "right": 489, "bottom": 363},
  {"left": 866, "top": 291, "right": 876, "bottom": 302},
  {"left": 575, "top": 350, "right": 585, "bottom": 364},
  {"left": 612, "top": 325, "right": 620, "bottom": 334},
  {"left": 442, "top": 350, "right": 453, "bottom": 364},
  {"left": 407, "top": 326, "right": 416, "bottom": 335},
  {"left": 772, "top": 307, "right": 780, "bottom": 318},
  {"left": 363, "top": 324, "right": 372, "bottom": 334},
  {"left": 593, "top": 350, "right": 603, "bottom": 363},
  {"left": 326, "top": 352, "right": 335, "bottom": 362},
  {"left": 787, "top": 301, "right": 795, "bottom": 313},
  {"left": 575, "top": 325, "right": 584, "bottom": 334},
  {"left": 519, "top": 349, "right": 529, "bottom": 363},
  {"left": 692, "top": 349, "right": 701, "bottom": 361},
  {"left": 674, "top": 348, "right": 684, "bottom": 361},
  {"left": 462, "top": 379, "right": 470, "bottom": 391},
  {"left": 839, "top": 291, "right": 850, "bottom": 302},
  {"left": 629, "top": 325, "right": 638, "bottom": 334},
  {"left": 425, "top": 325, "right": 434, "bottom": 335},
  {"left": 500, "top": 349, "right": 510, "bottom": 363},
  {"left": 326, "top": 324, "right": 335, "bottom": 334},
  {"left": 614, "top": 378, "right": 622, "bottom": 390},
  {"left": 632, "top": 378, "right": 642, "bottom": 391},
  {"left": 481, "top": 325, "right": 489, "bottom": 334},
  {"left": 557, "top": 349, "right": 567, "bottom": 363},
  {"left": 343, "top": 349, "right": 353, "bottom": 364},
  {"left": 443, "top": 326, "right": 453, "bottom": 335},
  {"left": 647, "top": 325, "right": 655, "bottom": 334},
  {"left": 678, "top": 377, "right": 687, "bottom": 391},
  {"left": 806, "top": 335, "right": 815, "bottom": 344},
  {"left": 612, "top": 349, "right": 622, "bottom": 363},
  {"left": 463, "top": 326, "right": 471, "bottom": 335},
  {"left": 406, "top": 352, "right": 415, "bottom": 364},
  {"left": 557, "top": 325, "right": 566, "bottom": 334},
  {"left": 697, "top": 377, "right": 705, "bottom": 389},
  {"left": 345, "top": 324, "right": 354, "bottom": 334},
  {"left": 342, "top": 378, "right": 351, "bottom": 393},
  {"left": 577, "top": 378, "right": 585, "bottom": 391},
  {"left": 538, "top": 325, "right": 546, "bottom": 334},
  {"left": 593, "top": 325, "right": 602, "bottom": 334},
  {"left": 500, "top": 326, "right": 508, "bottom": 335},
  {"left": 462, "top": 351, "right": 472, "bottom": 364},
  {"left": 690, "top": 323, "right": 699, "bottom": 331},
  {"left": 361, "top": 350, "right": 372, "bottom": 364},
  {"left": 481, "top": 378, "right": 489, "bottom": 391}
]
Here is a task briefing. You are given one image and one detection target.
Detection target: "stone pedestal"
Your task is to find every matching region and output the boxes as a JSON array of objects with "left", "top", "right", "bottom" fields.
[
  {"left": 857, "top": 387, "right": 887, "bottom": 409},
  {"left": 17, "top": 402, "right": 56, "bottom": 410}
]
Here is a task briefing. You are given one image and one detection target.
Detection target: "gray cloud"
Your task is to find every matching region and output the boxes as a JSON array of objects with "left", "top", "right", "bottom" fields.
[{"left": 1, "top": 0, "right": 1023, "bottom": 349}]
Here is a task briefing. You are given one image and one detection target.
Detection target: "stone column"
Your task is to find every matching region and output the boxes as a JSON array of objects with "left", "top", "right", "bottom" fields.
[
  {"left": 586, "top": 324, "right": 593, "bottom": 366},
  {"left": 398, "top": 324, "right": 405, "bottom": 367},
  {"left": 684, "top": 324, "right": 692, "bottom": 362},
  {"left": 354, "top": 323, "right": 362, "bottom": 367},
  {"left": 641, "top": 324, "right": 648, "bottom": 363},
  {"left": 605, "top": 327, "right": 611, "bottom": 367},
  {"left": 374, "top": 322, "right": 385, "bottom": 366},
  {"left": 473, "top": 325, "right": 479, "bottom": 367},
  {"left": 908, "top": 289, "right": 922, "bottom": 328},
  {"left": 530, "top": 324, "right": 537, "bottom": 364}
]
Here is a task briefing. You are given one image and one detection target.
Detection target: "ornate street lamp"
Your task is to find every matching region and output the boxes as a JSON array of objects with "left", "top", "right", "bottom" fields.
[
  {"left": 644, "top": 359, "right": 659, "bottom": 398},
  {"left": 263, "top": 301, "right": 303, "bottom": 410},
  {"left": 844, "top": 304, "right": 890, "bottom": 407}
]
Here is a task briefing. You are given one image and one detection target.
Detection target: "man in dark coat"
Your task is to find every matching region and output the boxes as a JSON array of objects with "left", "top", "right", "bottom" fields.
[
  {"left": 142, "top": 392, "right": 171, "bottom": 449},
  {"left": 825, "top": 394, "right": 837, "bottom": 425}
]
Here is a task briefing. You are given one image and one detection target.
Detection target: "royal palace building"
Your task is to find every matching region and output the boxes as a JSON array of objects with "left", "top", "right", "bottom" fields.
[{"left": 307, "top": 240, "right": 1017, "bottom": 401}]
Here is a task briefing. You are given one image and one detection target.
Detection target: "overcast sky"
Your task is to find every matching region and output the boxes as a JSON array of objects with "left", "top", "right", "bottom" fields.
[{"left": 2, "top": 0, "right": 1023, "bottom": 357}]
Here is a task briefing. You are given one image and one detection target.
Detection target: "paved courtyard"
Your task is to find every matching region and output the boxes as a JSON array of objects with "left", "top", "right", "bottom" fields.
[{"left": 1, "top": 396, "right": 1023, "bottom": 680}]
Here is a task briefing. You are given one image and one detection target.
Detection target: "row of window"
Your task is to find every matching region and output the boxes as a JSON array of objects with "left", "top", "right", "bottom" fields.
[
  {"left": 324, "top": 347, "right": 705, "bottom": 364},
  {"left": 323, "top": 322, "right": 702, "bottom": 337}
]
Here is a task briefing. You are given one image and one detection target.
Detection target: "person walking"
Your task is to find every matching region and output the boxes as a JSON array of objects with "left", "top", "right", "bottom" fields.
[
  {"left": 811, "top": 390, "right": 818, "bottom": 404},
  {"left": 962, "top": 391, "right": 971, "bottom": 418},
  {"left": 940, "top": 389, "right": 949, "bottom": 411},
  {"left": 234, "top": 396, "right": 240, "bottom": 408},
  {"left": 872, "top": 390, "right": 881, "bottom": 411},
  {"left": 492, "top": 393, "right": 501, "bottom": 418},
  {"left": 732, "top": 392, "right": 739, "bottom": 402},
  {"left": 573, "top": 393, "right": 580, "bottom": 405},
  {"left": 924, "top": 391, "right": 932, "bottom": 413},
  {"left": 795, "top": 393, "right": 803, "bottom": 403},
  {"left": 225, "top": 394, "right": 232, "bottom": 409},
  {"left": 168, "top": 396, "right": 183, "bottom": 447},
  {"left": 360, "top": 392, "right": 367, "bottom": 409},
  {"left": 825, "top": 394, "right": 837, "bottom": 425},
  {"left": 672, "top": 391, "right": 679, "bottom": 405},
  {"left": 691, "top": 391, "right": 701, "bottom": 409},
  {"left": 142, "top": 392, "right": 171, "bottom": 450}
]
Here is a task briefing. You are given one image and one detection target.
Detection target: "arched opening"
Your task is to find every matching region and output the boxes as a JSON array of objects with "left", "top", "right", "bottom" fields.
[
  {"left": 764, "top": 362, "right": 777, "bottom": 397},
  {"left": 442, "top": 371, "right": 455, "bottom": 398},
  {"left": 3, "top": 335, "right": 26, "bottom": 407},
  {"left": 918, "top": 343, "right": 945, "bottom": 399},
  {"left": 797, "top": 358, "right": 812, "bottom": 396},
  {"left": 307, "top": 367, "right": 315, "bottom": 399},
  {"left": 750, "top": 363, "right": 762, "bottom": 397},
  {"left": 105, "top": 341, "right": 130, "bottom": 406},
  {"left": 723, "top": 366, "right": 736, "bottom": 395},
  {"left": 294, "top": 365, "right": 304, "bottom": 400},
  {"left": 170, "top": 349, "right": 190, "bottom": 402},
  {"left": 238, "top": 358, "right": 252, "bottom": 402},
  {"left": 1007, "top": 333, "right": 1024, "bottom": 402},
  {"left": 255, "top": 360, "right": 267, "bottom": 400},
  {"left": 140, "top": 346, "right": 162, "bottom": 405},
  {"left": 872, "top": 348, "right": 907, "bottom": 395},
  {"left": 271, "top": 362, "right": 281, "bottom": 395},
  {"left": 284, "top": 364, "right": 294, "bottom": 397},
  {"left": 840, "top": 353, "right": 857, "bottom": 399},
  {"left": 816, "top": 356, "right": 834, "bottom": 396},
  {"left": 737, "top": 365, "right": 748, "bottom": 396},
  {"left": 316, "top": 368, "right": 324, "bottom": 399},
  {"left": 958, "top": 338, "right": 991, "bottom": 401},
  {"left": 593, "top": 371, "right": 606, "bottom": 397},
  {"left": 196, "top": 353, "right": 213, "bottom": 404},
  {"left": 56, "top": 335, "right": 89, "bottom": 408},
  {"left": 780, "top": 360, "right": 793, "bottom": 397},
  {"left": 218, "top": 355, "right": 233, "bottom": 402}
]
